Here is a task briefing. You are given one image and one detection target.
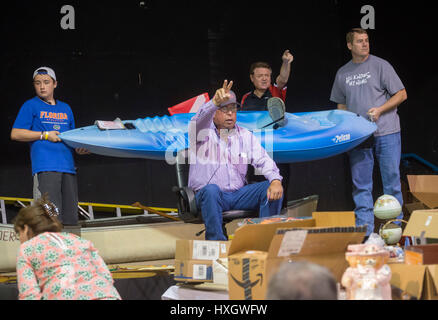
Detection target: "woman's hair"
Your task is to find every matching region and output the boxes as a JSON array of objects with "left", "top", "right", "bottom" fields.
[{"left": 13, "top": 195, "right": 63, "bottom": 236}]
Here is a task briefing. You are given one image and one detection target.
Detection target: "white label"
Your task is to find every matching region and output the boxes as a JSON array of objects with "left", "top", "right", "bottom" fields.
[
  {"left": 193, "top": 241, "right": 220, "bottom": 260},
  {"left": 425, "top": 216, "right": 433, "bottom": 227},
  {"left": 332, "top": 133, "right": 351, "bottom": 144},
  {"left": 193, "top": 264, "right": 207, "bottom": 280},
  {"left": 213, "top": 260, "right": 228, "bottom": 286},
  {"left": 220, "top": 243, "right": 227, "bottom": 254},
  {"left": 95, "top": 120, "right": 125, "bottom": 130},
  {"left": 277, "top": 230, "right": 308, "bottom": 257}
]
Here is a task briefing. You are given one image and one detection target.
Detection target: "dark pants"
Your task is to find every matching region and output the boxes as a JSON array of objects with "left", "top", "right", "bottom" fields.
[{"left": 33, "top": 172, "right": 78, "bottom": 225}]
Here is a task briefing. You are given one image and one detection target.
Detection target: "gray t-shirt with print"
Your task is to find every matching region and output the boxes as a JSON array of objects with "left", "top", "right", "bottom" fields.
[{"left": 330, "top": 54, "right": 405, "bottom": 137}]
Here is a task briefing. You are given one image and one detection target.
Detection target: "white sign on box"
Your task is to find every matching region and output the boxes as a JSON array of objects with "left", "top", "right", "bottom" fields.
[
  {"left": 192, "top": 241, "right": 223, "bottom": 260},
  {"left": 277, "top": 230, "right": 308, "bottom": 257},
  {"left": 193, "top": 264, "right": 207, "bottom": 280}
]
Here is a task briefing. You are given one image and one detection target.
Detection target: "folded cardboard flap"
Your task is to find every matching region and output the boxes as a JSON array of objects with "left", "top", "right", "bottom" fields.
[
  {"left": 229, "top": 211, "right": 357, "bottom": 256},
  {"left": 392, "top": 207, "right": 438, "bottom": 300},
  {"left": 213, "top": 258, "right": 229, "bottom": 286},
  {"left": 391, "top": 248, "right": 438, "bottom": 299},
  {"left": 428, "top": 265, "right": 438, "bottom": 296},
  {"left": 403, "top": 210, "right": 438, "bottom": 239},
  {"left": 267, "top": 227, "right": 365, "bottom": 283},
  {"left": 390, "top": 264, "right": 428, "bottom": 299},
  {"left": 228, "top": 219, "right": 315, "bottom": 256},
  {"left": 227, "top": 212, "right": 365, "bottom": 299},
  {"left": 312, "top": 211, "right": 356, "bottom": 227},
  {"left": 407, "top": 175, "right": 438, "bottom": 209},
  {"left": 268, "top": 227, "right": 366, "bottom": 258},
  {"left": 411, "top": 193, "right": 438, "bottom": 209}
]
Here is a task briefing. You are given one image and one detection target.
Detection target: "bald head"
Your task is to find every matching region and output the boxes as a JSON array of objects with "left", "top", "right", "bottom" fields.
[{"left": 266, "top": 261, "right": 338, "bottom": 300}]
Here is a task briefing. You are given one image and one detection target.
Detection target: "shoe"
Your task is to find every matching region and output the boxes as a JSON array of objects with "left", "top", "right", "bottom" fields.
[{"left": 267, "top": 97, "right": 286, "bottom": 128}]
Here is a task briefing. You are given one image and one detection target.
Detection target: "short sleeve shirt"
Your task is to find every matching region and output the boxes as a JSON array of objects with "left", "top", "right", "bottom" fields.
[
  {"left": 330, "top": 55, "right": 405, "bottom": 136},
  {"left": 241, "top": 84, "right": 287, "bottom": 111},
  {"left": 13, "top": 97, "right": 76, "bottom": 175}
]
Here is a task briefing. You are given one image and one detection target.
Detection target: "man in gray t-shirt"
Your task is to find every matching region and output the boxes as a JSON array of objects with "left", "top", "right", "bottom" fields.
[{"left": 330, "top": 28, "right": 407, "bottom": 237}]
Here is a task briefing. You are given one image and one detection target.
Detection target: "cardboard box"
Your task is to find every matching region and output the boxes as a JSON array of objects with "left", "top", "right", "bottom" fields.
[
  {"left": 175, "top": 240, "right": 230, "bottom": 261},
  {"left": 225, "top": 195, "right": 319, "bottom": 236},
  {"left": 174, "top": 259, "right": 213, "bottom": 282},
  {"left": 174, "top": 240, "right": 230, "bottom": 283},
  {"left": 390, "top": 209, "right": 438, "bottom": 299},
  {"left": 390, "top": 264, "right": 438, "bottom": 300},
  {"left": 227, "top": 211, "right": 365, "bottom": 300},
  {"left": 407, "top": 175, "right": 438, "bottom": 209},
  {"left": 403, "top": 209, "right": 438, "bottom": 244}
]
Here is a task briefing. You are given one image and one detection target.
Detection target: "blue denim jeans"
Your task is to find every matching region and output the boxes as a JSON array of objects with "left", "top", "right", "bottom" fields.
[
  {"left": 348, "top": 132, "right": 403, "bottom": 236},
  {"left": 195, "top": 181, "right": 283, "bottom": 240}
]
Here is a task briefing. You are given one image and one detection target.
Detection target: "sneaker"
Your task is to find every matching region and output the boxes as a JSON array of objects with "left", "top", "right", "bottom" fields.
[{"left": 267, "top": 97, "right": 286, "bottom": 128}]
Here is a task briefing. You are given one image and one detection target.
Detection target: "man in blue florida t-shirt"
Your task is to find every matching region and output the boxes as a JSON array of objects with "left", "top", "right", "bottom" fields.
[
  {"left": 11, "top": 66, "right": 89, "bottom": 226},
  {"left": 330, "top": 28, "right": 408, "bottom": 237}
]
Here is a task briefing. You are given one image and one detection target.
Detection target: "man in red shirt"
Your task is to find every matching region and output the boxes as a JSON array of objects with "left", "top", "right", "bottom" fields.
[
  {"left": 240, "top": 50, "right": 294, "bottom": 209},
  {"left": 240, "top": 50, "right": 294, "bottom": 109}
]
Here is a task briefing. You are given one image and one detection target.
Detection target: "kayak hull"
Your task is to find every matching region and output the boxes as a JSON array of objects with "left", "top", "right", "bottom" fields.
[{"left": 60, "top": 109, "right": 377, "bottom": 163}]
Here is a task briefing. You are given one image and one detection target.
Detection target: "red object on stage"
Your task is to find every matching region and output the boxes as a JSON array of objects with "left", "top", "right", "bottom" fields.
[{"left": 168, "top": 93, "right": 210, "bottom": 115}]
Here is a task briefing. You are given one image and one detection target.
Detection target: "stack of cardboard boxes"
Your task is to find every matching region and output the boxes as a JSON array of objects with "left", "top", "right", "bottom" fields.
[
  {"left": 174, "top": 240, "right": 230, "bottom": 283},
  {"left": 227, "top": 211, "right": 365, "bottom": 299},
  {"left": 389, "top": 175, "right": 438, "bottom": 300},
  {"left": 173, "top": 175, "right": 438, "bottom": 300},
  {"left": 174, "top": 211, "right": 366, "bottom": 300}
]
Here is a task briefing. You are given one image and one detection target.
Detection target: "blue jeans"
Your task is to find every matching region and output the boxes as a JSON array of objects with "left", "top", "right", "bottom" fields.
[
  {"left": 195, "top": 181, "right": 283, "bottom": 240},
  {"left": 349, "top": 132, "right": 403, "bottom": 236}
]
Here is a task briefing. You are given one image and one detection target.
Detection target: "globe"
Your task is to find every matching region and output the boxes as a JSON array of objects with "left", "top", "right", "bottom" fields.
[
  {"left": 373, "top": 194, "right": 401, "bottom": 220},
  {"left": 380, "top": 223, "right": 403, "bottom": 245}
]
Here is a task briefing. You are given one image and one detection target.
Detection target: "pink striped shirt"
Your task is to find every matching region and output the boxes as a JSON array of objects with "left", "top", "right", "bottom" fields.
[{"left": 188, "top": 100, "right": 282, "bottom": 192}]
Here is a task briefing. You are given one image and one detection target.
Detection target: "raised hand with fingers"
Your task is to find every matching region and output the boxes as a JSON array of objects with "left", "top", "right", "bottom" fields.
[
  {"left": 212, "top": 80, "right": 234, "bottom": 106},
  {"left": 282, "top": 50, "right": 294, "bottom": 64}
]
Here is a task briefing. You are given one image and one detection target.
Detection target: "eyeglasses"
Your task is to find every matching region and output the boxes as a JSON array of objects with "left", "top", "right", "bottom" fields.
[{"left": 219, "top": 104, "right": 239, "bottom": 113}]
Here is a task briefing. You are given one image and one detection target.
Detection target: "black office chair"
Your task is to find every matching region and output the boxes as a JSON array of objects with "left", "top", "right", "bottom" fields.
[{"left": 172, "top": 148, "right": 258, "bottom": 238}]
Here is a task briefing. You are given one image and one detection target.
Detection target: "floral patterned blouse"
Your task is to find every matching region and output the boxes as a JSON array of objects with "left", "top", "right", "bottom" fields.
[{"left": 16, "top": 232, "right": 121, "bottom": 300}]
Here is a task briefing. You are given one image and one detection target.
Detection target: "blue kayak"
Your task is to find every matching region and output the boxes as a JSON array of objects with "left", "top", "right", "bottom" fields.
[{"left": 59, "top": 109, "right": 376, "bottom": 163}]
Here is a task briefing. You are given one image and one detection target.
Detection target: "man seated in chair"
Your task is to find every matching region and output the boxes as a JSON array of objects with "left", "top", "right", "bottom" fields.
[{"left": 188, "top": 80, "right": 284, "bottom": 240}]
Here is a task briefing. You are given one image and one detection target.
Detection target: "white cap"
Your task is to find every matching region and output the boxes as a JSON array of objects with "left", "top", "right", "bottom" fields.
[{"left": 33, "top": 67, "right": 56, "bottom": 81}]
